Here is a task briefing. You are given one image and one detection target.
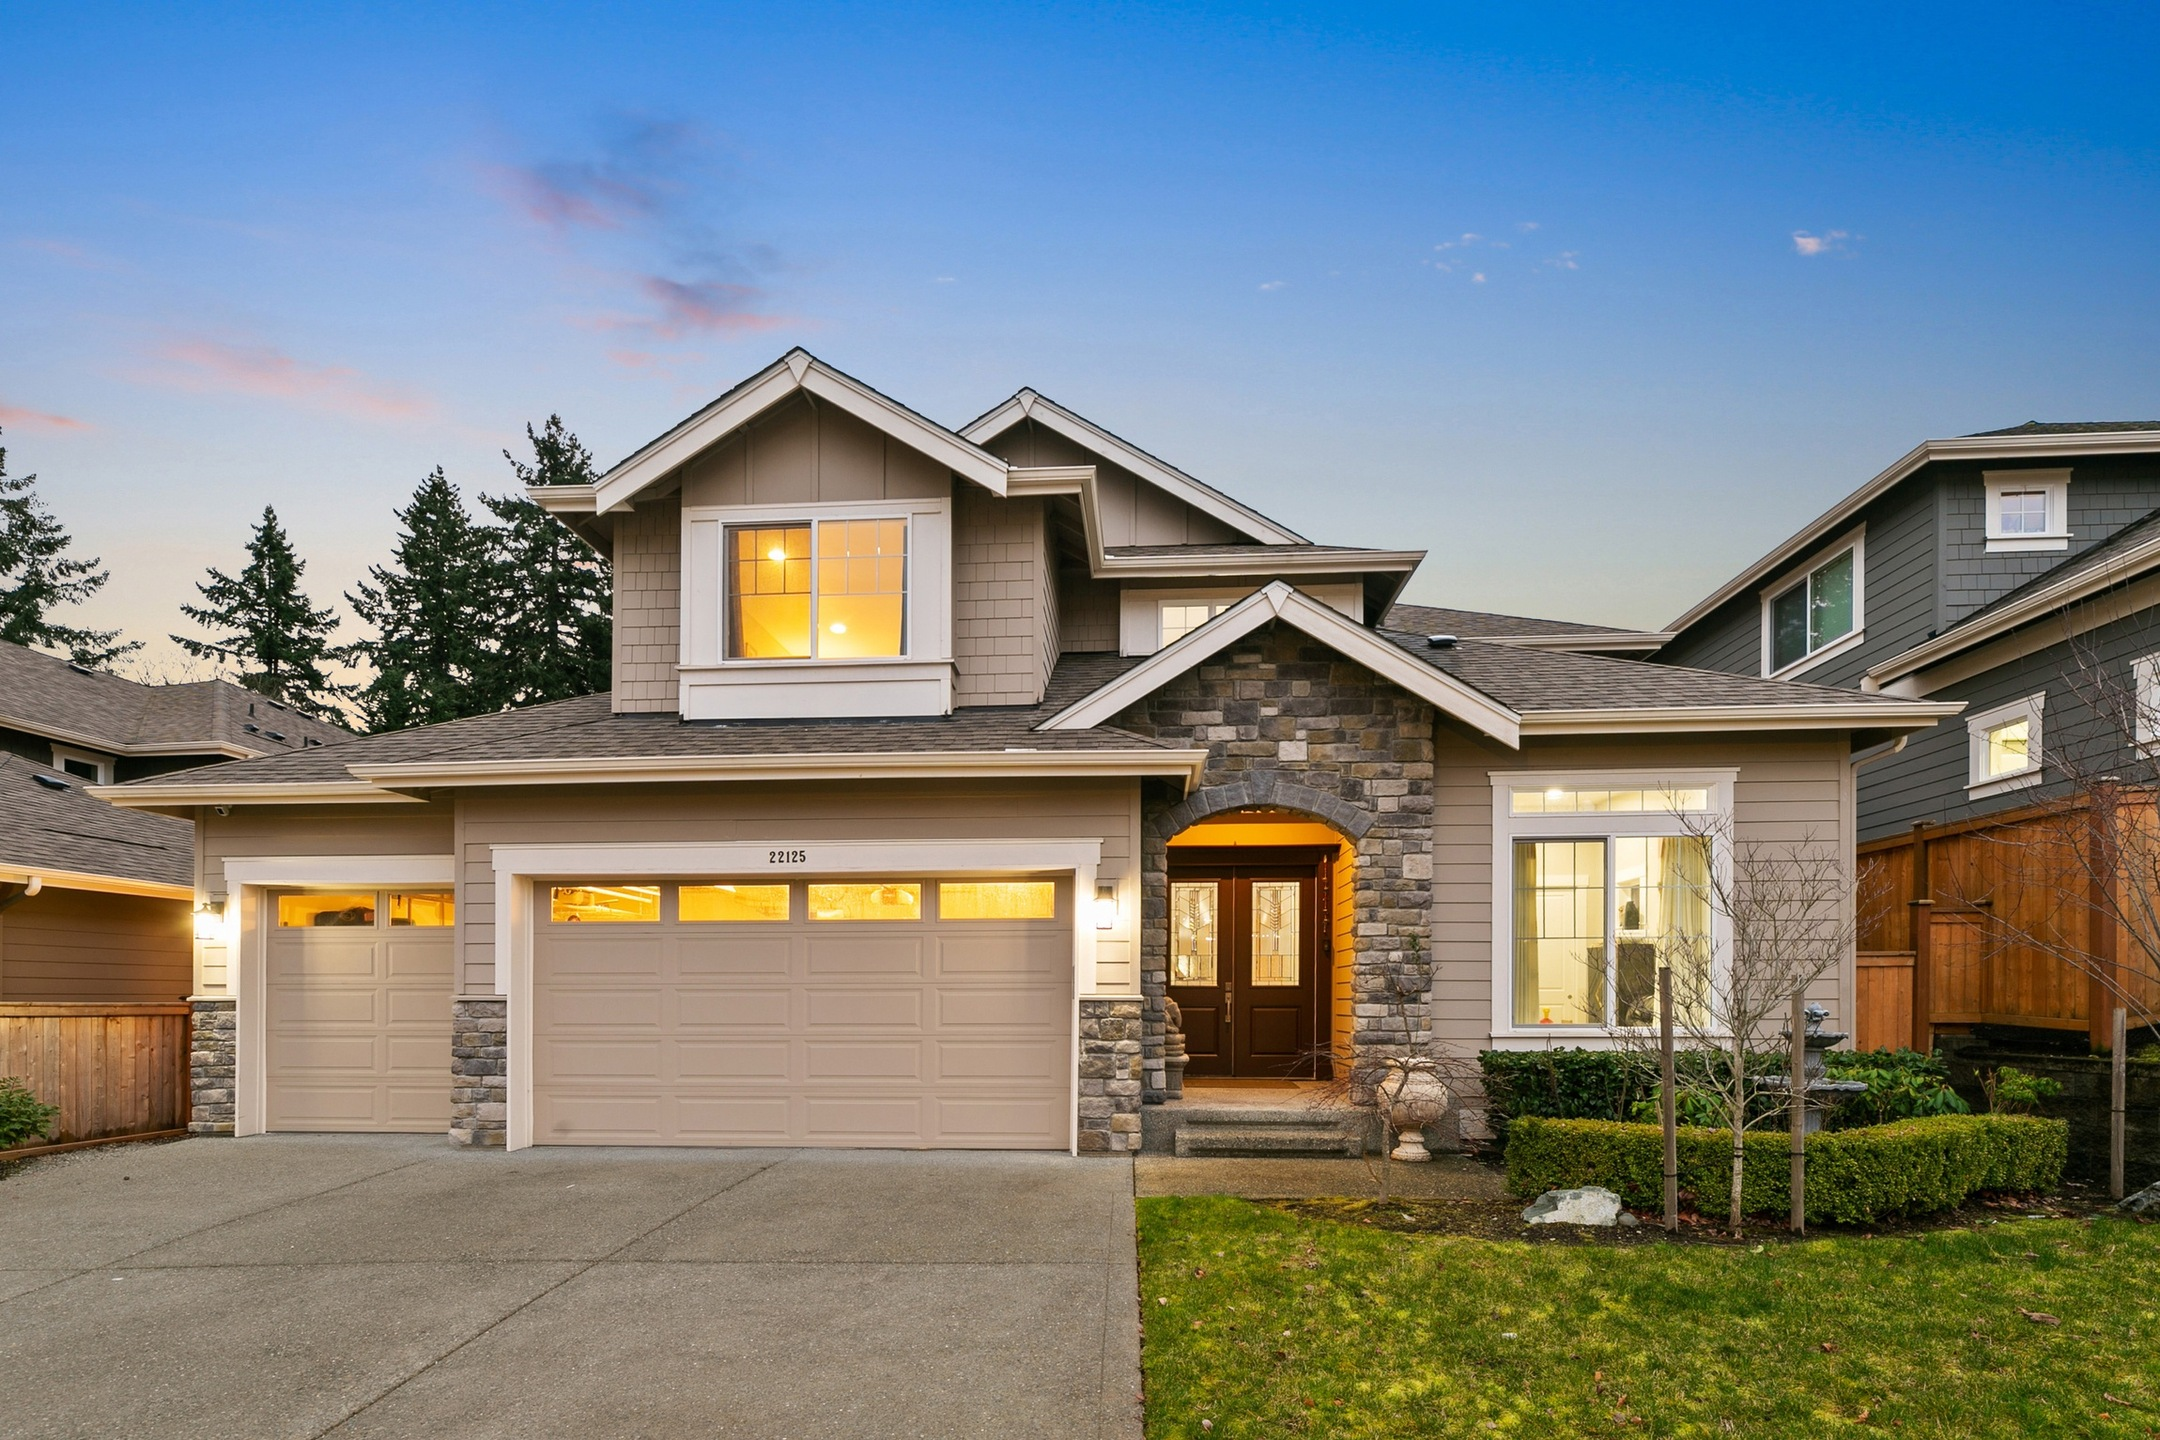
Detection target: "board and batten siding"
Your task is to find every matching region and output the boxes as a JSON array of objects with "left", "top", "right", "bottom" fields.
[
  {"left": 0, "top": 889, "right": 191, "bottom": 1002},
  {"left": 452, "top": 778, "right": 1141, "bottom": 996},
  {"left": 194, "top": 801, "right": 457, "bottom": 995},
  {"left": 611, "top": 498, "right": 682, "bottom": 714},
  {"left": 1429, "top": 734, "right": 1857, "bottom": 1063}
]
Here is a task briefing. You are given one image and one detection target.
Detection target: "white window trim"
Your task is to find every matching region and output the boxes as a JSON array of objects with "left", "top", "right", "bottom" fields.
[
  {"left": 1487, "top": 769, "right": 1737, "bottom": 1047},
  {"left": 1759, "top": 526, "right": 1865, "bottom": 680},
  {"left": 1117, "top": 583, "right": 1363, "bottom": 656},
  {"left": 50, "top": 745, "right": 112, "bottom": 784},
  {"left": 1983, "top": 468, "right": 2072, "bottom": 553},
  {"left": 697, "top": 499, "right": 937, "bottom": 666},
  {"left": 2134, "top": 653, "right": 2160, "bottom": 749},
  {"left": 1966, "top": 692, "right": 2045, "bottom": 798}
]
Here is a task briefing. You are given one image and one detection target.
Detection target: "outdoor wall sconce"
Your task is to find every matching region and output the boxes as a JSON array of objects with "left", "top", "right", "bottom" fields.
[
  {"left": 1094, "top": 883, "right": 1118, "bottom": 931},
  {"left": 193, "top": 895, "right": 227, "bottom": 942}
]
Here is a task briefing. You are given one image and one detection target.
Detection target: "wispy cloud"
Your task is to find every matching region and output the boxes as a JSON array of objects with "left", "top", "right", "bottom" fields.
[
  {"left": 1258, "top": 279, "right": 1287, "bottom": 292},
  {"left": 633, "top": 276, "right": 788, "bottom": 337},
  {"left": 1516, "top": 221, "right": 1541, "bottom": 233},
  {"left": 1792, "top": 229, "right": 1853, "bottom": 257},
  {"left": 0, "top": 401, "right": 91, "bottom": 433},
  {"left": 1547, "top": 251, "right": 1581, "bottom": 271},
  {"left": 489, "top": 118, "right": 699, "bottom": 233},
  {"left": 143, "top": 337, "right": 431, "bottom": 420}
]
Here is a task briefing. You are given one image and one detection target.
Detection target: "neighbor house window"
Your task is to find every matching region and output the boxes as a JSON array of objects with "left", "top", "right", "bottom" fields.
[
  {"left": 1161, "top": 600, "right": 1234, "bottom": 646},
  {"left": 1495, "top": 774, "right": 1725, "bottom": 1034},
  {"left": 51, "top": 746, "right": 111, "bottom": 784},
  {"left": 1984, "top": 469, "right": 2072, "bottom": 553},
  {"left": 726, "top": 519, "right": 907, "bottom": 660},
  {"left": 1966, "top": 694, "right": 2045, "bottom": 797},
  {"left": 1765, "top": 540, "right": 1859, "bottom": 674},
  {"left": 2136, "top": 654, "right": 2160, "bottom": 748}
]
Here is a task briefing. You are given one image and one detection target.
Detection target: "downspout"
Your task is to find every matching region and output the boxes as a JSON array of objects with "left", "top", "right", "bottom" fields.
[
  {"left": 1849, "top": 734, "right": 1907, "bottom": 772},
  {"left": 0, "top": 876, "right": 43, "bottom": 914}
]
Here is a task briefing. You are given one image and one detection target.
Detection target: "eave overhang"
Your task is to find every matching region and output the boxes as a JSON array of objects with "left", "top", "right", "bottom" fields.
[
  {"left": 344, "top": 748, "right": 1211, "bottom": 791},
  {"left": 0, "top": 713, "right": 259, "bottom": 762},
  {"left": 91, "top": 781, "right": 428, "bottom": 810},
  {"left": 1515, "top": 701, "right": 1963, "bottom": 737},
  {"left": 0, "top": 865, "right": 193, "bottom": 901}
]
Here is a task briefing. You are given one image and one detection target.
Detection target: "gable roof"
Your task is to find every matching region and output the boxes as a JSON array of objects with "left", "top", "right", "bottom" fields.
[
  {"left": 0, "top": 754, "right": 193, "bottom": 895},
  {"left": 1969, "top": 421, "right": 2160, "bottom": 437},
  {"left": 555, "top": 350, "right": 1013, "bottom": 516},
  {"left": 1666, "top": 426, "right": 2160, "bottom": 637},
  {"left": 0, "top": 641, "right": 350, "bottom": 759},
  {"left": 961, "top": 387, "right": 1309, "bottom": 546},
  {"left": 1383, "top": 602, "right": 1674, "bottom": 654}
]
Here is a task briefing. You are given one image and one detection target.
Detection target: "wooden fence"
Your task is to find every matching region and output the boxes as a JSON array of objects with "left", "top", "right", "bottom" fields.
[
  {"left": 1858, "top": 795, "right": 2160, "bottom": 1051},
  {"left": 0, "top": 1003, "right": 191, "bottom": 1155}
]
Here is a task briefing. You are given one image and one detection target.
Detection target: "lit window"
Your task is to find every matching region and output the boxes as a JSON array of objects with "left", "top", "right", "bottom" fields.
[
  {"left": 1510, "top": 786, "right": 1712, "bottom": 815},
  {"left": 1986, "top": 719, "right": 2030, "bottom": 776},
  {"left": 1161, "top": 601, "right": 1234, "bottom": 645},
  {"left": 389, "top": 892, "right": 454, "bottom": 927},
  {"left": 1249, "top": 881, "right": 1300, "bottom": 987},
  {"left": 808, "top": 883, "right": 921, "bottom": 921},
  {"left": 938, "top": 881, "right": 1056, "bottom": 920},
  {"left": 1170, "top": 881, "right": 1218, "bottom": 985},
  {"left": 1965, "top": 694, "right": 2044, "bottom": 796},
  {"left": 2135, "top": 654, "right": 2160, "bottom": 748},
  {"left": 678, "top": 884, "right": 791, "bottom": 922},
  {"left": 1510, "top": 836, "right": 1709, "bottom": 1028},
  {"left": 1768, "top": 545, "right": 1857, "bottom": 672},
  {"left": 549, "top": 885, "right": 660, "bottom": 923},
  {"left": 278, "top": 893, "right": 376, "bottom": 928},
  {"left": 726, "top": 519, "right": 907, "bottom": 661}
]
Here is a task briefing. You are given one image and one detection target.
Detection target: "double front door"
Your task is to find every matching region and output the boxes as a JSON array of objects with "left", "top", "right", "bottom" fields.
[{"left": 1166, "top": 848, "right": 1330, "bottom": 1079}]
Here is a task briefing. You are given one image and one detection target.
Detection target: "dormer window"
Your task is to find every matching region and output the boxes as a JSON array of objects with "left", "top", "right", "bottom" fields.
[
  {"left": 1984, "top": 469, "right": 2071, "bottom": 553},
  {"left": 726, "top": 519, "right": 908, "bottom": 661}
]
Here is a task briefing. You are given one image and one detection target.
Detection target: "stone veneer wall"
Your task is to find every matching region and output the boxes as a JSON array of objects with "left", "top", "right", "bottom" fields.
[
  {"left": 189, "top": 997, "right": 236, "bottom": 1135},
  {"left": 1112, "top": 622, "right": 1436, "bottom": 1100},
  {"left": 449, "top": 997, "right": 508, "bottom": 1147},
  {"left": 1077, "top": 997, "right": 1144, "bottom": 1152}
]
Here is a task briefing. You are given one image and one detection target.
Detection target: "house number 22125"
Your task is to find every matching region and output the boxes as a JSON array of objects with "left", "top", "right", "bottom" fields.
[{"left": 768, "top": 850, "right": 808, "bottom": 865}]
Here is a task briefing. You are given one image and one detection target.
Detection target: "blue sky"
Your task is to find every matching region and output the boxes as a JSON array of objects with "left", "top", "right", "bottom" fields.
[{"left": 5, "top": 2, "right": 2157, "bottom": 670}]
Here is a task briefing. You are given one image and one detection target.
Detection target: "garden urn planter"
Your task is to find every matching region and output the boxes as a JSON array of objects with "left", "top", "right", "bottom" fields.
[{"left": 1384, "top": 1061, "right": 1447, "bottom": 1162}]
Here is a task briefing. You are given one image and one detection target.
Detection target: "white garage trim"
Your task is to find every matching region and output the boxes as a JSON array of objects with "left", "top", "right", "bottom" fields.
[{"left": 489, "top": 840, "right": 1107, "bottom": 1154}]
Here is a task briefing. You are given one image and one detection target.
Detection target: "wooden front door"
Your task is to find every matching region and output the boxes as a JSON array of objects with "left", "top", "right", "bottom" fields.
[{"left": 1166, "top": 848, "right": 1330, "bottom": 1079}]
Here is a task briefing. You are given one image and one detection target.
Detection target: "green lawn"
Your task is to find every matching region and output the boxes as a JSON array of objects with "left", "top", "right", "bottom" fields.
[{"left": 1138, "top": 1197, "right": 2160, "bottom": 1438}]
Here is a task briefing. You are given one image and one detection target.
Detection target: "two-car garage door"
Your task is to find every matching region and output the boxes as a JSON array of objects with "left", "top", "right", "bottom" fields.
[{"left": 532, "top": 878, "right": 1071, "bottom": 1149}]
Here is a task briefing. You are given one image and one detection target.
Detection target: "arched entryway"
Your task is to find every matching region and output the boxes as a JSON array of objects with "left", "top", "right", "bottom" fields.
[{"left": 1165, "top": 807, "right": 1359, "bottom": 1082}]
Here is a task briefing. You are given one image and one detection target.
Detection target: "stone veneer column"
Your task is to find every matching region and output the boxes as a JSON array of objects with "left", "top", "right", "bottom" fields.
[
  {"left": 188, "top": 997, "right": 237, "bottom": 1135},
  {"left": 449, "top": 997, "right": 508, "bottom": 1147},
  {"left": 1076, "top": 997, "right": 1144, "bottom": 1153}
]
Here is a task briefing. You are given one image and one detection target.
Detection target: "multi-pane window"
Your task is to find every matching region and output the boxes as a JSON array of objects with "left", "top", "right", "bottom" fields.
[
  {"left": 1161, "top": 601, "right": 1234, "bottom": 646},
  {"left": 1998, "top": 490, "right": 2049, "bottom": 536},
  {"left": 1511, "top": 835, "right": 1710, "bottom": 1028},
  {"left": 726, "top": 519, "right": 906, "bottom": 660},
  {"left": 1768, "top": 547, "right": 1857, "bottom": 672}
]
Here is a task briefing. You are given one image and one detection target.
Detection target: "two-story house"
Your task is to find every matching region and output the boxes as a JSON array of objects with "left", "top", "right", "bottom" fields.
[
  {"left": 1658, "top": 422, "right": 2160, "bottom": 1045},
  {"left": 0, "top": 639, "right": 349, "bottom": 1000},
  {"left": 103, "top": 350, "right": 1952, "bottom": 1152}
]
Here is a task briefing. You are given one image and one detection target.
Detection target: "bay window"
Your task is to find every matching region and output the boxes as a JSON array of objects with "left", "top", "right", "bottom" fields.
[{"left": 726, "top": 517, "right": 907, "bottom": 661}]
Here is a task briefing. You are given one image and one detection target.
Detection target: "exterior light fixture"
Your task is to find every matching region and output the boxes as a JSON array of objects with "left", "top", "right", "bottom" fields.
[
  {"left": 193, "top": 895, "right": 227, "bottom": 942},
  {"left": 1094, "top": 883, "right": 1118, "bottom": 931}
]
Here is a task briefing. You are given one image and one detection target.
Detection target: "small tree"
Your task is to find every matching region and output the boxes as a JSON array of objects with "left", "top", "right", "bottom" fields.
[
  {"left": 0, "top": 432, "right": 137, "bottom": 665},
  {"left": 173, "top": 506, "right": 344, "bottom": 719},
  {"left": 1618, "top": 813, "right": 1855, "bottom": 1236},
  {"left": 342, "top": 469, "right": 497, "bottom": 732}
]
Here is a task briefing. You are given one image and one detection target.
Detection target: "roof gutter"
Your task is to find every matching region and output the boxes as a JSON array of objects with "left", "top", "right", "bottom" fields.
[
  {"left": 0, "top": 713, "right": 259, "bottom": 761},
  {"left": 343, "top": 748, "right": 1213, "bottom": 791},
  {"left": 1467, "top": 631, "right": 1677, "bottom": 654},
  {"left": 1515, "top": 701, "right": 1962, "bottom": 736},
  {"left": 90, "top": 781, "right": 428, "bottom": 810},
  {"left": 0, "top": 866, "right": 192, "bottom": 901}
]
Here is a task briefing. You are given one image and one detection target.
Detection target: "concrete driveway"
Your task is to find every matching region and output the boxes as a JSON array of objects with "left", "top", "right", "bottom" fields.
[{"left": 0, "top": 1136, "right": 1141, "bottom": 1439}]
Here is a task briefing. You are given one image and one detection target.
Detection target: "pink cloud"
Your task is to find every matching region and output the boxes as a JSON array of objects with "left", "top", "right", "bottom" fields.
[
  {"left": 635, "top": 276, "right": 789, "bottom": 337},
  {"left": 0, "top": 402, "right": 91, "bottom": 433},
  {"left": 146, "top": 338, "right": 431, "bottom": 420}
]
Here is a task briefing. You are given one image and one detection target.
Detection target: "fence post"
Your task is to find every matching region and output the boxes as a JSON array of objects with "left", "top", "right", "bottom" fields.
[
  {"left": 1909, "top": 822, "right": 1933, "bottom": 1054},
  {"left": 1790, "top": 990, "right": 1807, "bottom": 1236},
  {"left": 1660, "top": 965, "right": 1677, "bottom": 1233},
  {"left": 2114, "top": 1006, "right": 2128, "bottom": 1202}
]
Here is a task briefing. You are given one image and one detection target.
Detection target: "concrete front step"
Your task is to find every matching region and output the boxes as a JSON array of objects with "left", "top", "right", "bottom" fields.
[{"left": 1142, "top": 1102, "right": 1378, "bottom": 1158}]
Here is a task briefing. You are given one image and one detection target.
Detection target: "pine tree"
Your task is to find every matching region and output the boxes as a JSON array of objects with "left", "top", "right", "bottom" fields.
[
  {"left": 343, "top": 469, "right": 496, "bottom": 732},
  {"left": 173, "top": 506, "right": 343, "bottom": 718},
  {"left": 481, "top": 415, "right": 612, "bottom": 705},
  {"left": 0, "top": 432, "right": 138, "bottom": 665}
]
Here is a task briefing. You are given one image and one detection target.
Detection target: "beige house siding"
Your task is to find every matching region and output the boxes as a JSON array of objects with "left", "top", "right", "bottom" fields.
[
  {"left": 1057, "top": 568, "right": 1119, "bottom": 654},
  {"left": 976, "top": 420, "right": 1248, "bottom": 546},
  {"left": 677, "top": 392, "right": 951, "bottom": 507},
  {"left": 453, "top": 778, "right": 1140, "bottom": 995},
  {"left": 611, "top": 499, "right": 682, "bottom": 714},
  {"left": 0, "top": 888, "right": 191, "bottom": 1001},
  {"left": 953, "top": 489, "right": 1053, "bottom": 706},
  {"left": 1429, "top": 733, "right": 1854, "bottom": 1072}
]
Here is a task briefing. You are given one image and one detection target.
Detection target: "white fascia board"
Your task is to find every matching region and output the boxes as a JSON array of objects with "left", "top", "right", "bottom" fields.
[
  {"left": 1865, "top": 530, "right": 2160, "bottom": 688},
  {"left": 0, "top": 865, "right": 192, "bottom": 901},
  {"left": 0, "top": 713, "right": 256, "bottom": 761},
  {"left": 344, "top": 748, "right": 1210, "bottom": 789},
  {"left": 1039, "top": 580, "right": 1523, "bottom": 746},
  {"left": 1440, "top": 631, "right": 1677, "bottom": 654},
  {"left": 1099, "top": 550, "right": 1425, "bottom": 579},
  {"left": 527, "top": 484, "right": 600, "bottom": 515},
  {"left": 1515, "top": 701, "right": 1963, "bottom": 736},
  {"left": 89, "top": 782, "right": 426, "bottom": 808},
  {"left": 592, "top": 350, "right": 1009, "bottom": 514},
  {"left": 1666, "top": 429, "right": 2160, "bottom": 635},
  {"left": 219, "top": 854, "right": 456, "bottom": 888},
  {"left": 962, "top": 389, "right": 1309, "bottom": 545}
]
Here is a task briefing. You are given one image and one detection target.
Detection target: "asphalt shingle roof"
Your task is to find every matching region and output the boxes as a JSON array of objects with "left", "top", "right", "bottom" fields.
[
  {"left": 1967, "top": 422, "right": 2160, "bottom": 437},
  {"left": 1932, "top": 507, "right": 2160, "bottom": 643},
  {"left": 1381, "top": 603, "right": 1638, "bottom": 641},
  {"left": 0, "top": 754, "right": 192, "bottom": 887},
  {"left": 0, "top": 641, "right": 351, "bottom": 757}
]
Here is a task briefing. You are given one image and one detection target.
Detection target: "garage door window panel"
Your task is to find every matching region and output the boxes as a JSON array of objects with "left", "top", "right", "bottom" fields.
[
  {"left": 279, "top": 893, "right": 377, "bottom": 928},
  {"left": 808, "top": 882, "right": 921, "bottom": 921},
  {"left": 389, "top": 891, "right": 454, "bottom": 926},
  {"left": 679, "top": 884, "right": 792, "bottom": 922},
  {"left": 550, "top": 885, "right": 661, "bottom": 923},
  {"left": 937, "top": 881, "right": 1057, "bottom": 920}
]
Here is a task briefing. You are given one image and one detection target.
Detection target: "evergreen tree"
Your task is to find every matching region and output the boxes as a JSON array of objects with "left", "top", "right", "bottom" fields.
[
  {"left": 0, "top": 432, "right": 138, "bottom": 665},
  {"left": 173, "top": 506, "right": 343, "bottom": 718},
  {"left": 342, "top": 469, "right": 496, "bottom": 732},
  {"left": 481, "top": 415, "right": 611, "bottom": 705}
]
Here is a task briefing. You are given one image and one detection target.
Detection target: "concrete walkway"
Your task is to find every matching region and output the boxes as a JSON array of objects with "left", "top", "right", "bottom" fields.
[{"left": 0, "top": 1135, "right": 1141, "bottom": 1440}]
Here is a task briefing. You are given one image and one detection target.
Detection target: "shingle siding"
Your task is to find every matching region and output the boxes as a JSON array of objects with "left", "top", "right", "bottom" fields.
[
  {"left": 1935, "top": 456, "right": 2160, "bottom": 631},
  {"left": 611, "top": 498, "right": 682, "bottom": 714},
  {"left": 952, "top": 488, "right": 1053, "bottom": 707}
]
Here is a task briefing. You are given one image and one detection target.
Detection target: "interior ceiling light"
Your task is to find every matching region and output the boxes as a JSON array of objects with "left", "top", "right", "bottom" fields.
[{"left": 767, "top": 546, "right": 788, "bottom": 563}]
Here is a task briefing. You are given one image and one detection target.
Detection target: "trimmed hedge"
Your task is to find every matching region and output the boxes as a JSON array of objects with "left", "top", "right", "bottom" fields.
[{"left": 1505, "top": 1113, "right": 2066, "bottom": 1223}]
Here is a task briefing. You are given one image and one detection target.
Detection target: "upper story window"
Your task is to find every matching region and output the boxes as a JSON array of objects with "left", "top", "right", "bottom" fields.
[
  {"left": 726, "top": 518, "right": 907, "bottom": 661},
  {"left": 1762, "top": 531, "right": 1862, "bottom": 677},
  {"left": 51, "top": 746, "right": 111, "bottom": 784},
  {"left": 1160, "top": 600, "right": 1234, "bottom": 645},
  {"left": 1984, "top": 469, "right": 2072, "bottom": 553},
  {"left": 1966, "top": 693, "right": 2044, "bottom": 798}
]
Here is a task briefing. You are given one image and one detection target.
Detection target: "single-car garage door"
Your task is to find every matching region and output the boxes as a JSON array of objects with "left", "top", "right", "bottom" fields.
[
  {"left": 533, "top": 877, "right": 1071, "bottom": 1148},
  {"left": 265, "top": 890, "right": 455, "bottom": 1131}
]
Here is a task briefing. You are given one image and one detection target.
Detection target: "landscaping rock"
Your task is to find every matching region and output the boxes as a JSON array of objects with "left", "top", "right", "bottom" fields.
[
  {"left": 1523, "top": 1186, "right": 1624, "bottom": 1226},
  {"left": 2117, "top": 1181, "right": 2160, "bottom": 1216}
]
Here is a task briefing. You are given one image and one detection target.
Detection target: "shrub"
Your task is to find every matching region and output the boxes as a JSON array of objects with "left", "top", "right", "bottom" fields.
[
  {"left": 1984, "top": 1065, "right": 2064, "bottom": 1115},
  {"left": 1504, "top": 1113, "right": 2065, "bottom": 1223},
  {"left": 0, "top": 1077, "right": 59, "bottom": 1148},
  {"left": 1821, "top": 1048, "right": 1970, "bottom": 1128},
  {"left": 1480, "top": 1048, "right": 1790, "bottom": 1141}
]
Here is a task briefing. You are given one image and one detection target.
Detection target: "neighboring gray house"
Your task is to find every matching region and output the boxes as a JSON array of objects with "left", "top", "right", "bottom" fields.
[{"left": 1658, "top": 423, "right": 2160, "bottom": 842}]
